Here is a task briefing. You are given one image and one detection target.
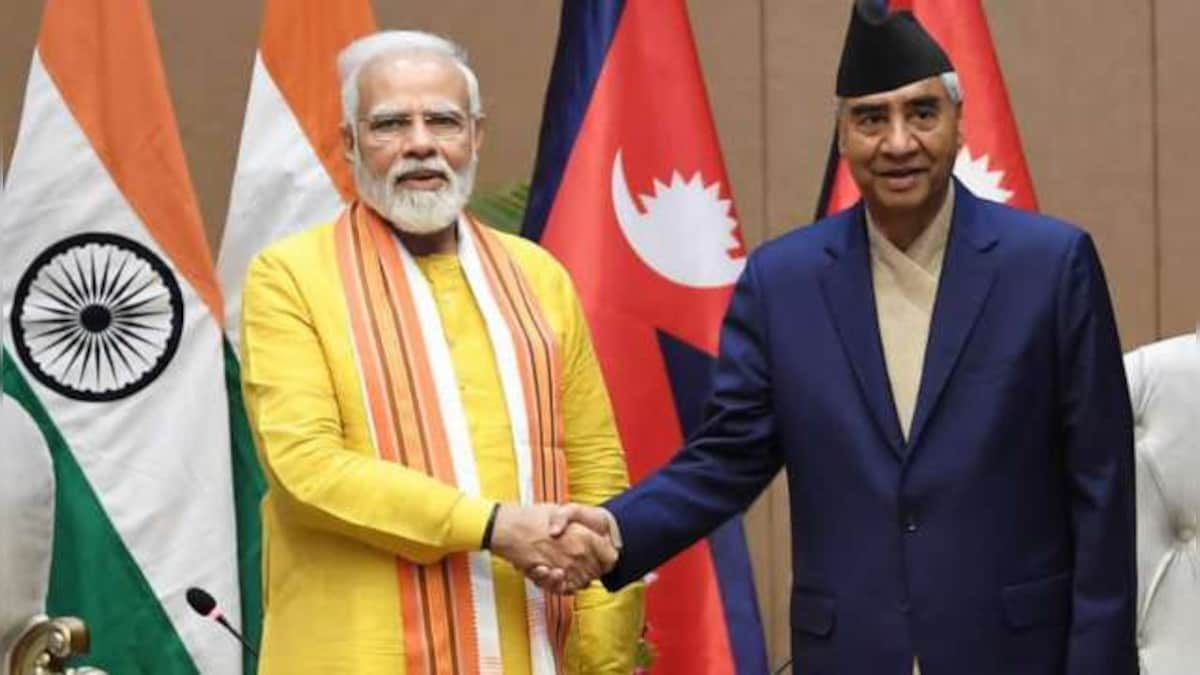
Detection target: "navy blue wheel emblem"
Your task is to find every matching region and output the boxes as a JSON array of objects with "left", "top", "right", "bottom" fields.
[{"left": 10, "top": 233, "right": 184, "bottom": 402}]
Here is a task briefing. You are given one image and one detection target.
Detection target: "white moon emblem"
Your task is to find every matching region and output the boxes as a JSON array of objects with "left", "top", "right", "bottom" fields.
[{"left": 611, "top": 149, "right": 745, "bottom": 288}]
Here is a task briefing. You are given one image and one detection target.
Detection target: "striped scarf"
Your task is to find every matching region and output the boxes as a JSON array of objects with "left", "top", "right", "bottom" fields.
[{"left": 334, "top": 201, "right": 570, "bottom": 674}]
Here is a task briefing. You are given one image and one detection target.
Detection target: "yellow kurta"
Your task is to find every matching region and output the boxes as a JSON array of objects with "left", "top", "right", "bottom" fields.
[{"left": 241, "top": 221, "right": 644, "bottom": 674}]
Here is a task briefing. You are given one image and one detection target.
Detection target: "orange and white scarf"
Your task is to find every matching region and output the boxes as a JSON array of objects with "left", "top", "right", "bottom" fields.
[{"left": 335, "top": 202, "right": 570, "bottom": 675}]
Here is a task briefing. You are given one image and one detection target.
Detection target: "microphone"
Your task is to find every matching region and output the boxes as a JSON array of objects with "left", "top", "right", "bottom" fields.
[{"left": 186, "top": 587, "right": 259, "bottom": 658}]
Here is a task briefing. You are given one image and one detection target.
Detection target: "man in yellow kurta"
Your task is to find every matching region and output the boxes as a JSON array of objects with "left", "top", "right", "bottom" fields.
[{"left": 240, "top": 30, "right": 643, "bottom": 674}]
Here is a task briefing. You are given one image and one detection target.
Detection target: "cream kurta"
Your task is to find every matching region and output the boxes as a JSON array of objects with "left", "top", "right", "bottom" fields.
[
  {"left": 241, "top": 222, "right": 644, "bottom": 674},
  {"left": 867, "top": 188, "right": 954, "bottom": 439}
]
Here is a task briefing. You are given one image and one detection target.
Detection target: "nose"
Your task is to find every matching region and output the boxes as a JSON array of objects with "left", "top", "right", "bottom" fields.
[
  {"left": 401, "top": 119, "right": 438, "bottom": 160},
  {"left": 880, "top": 117, "right": 918, "bottom": 158}
]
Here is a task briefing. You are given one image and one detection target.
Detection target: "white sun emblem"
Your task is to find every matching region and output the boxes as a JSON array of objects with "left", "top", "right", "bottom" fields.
[
  {"left": 953, "top": 147, "right": 1013, "bottom": 203},
  {"left": 610, "top": 149, "right": 745, "bottom": 288}
]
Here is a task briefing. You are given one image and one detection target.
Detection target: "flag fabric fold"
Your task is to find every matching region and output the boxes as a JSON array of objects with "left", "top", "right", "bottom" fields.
[
  {"left": 522, "top": 2, "right": 768, "bottom": 673},
  {"left": 1, "top": 1, "right": 249, "bottom": 671},
  {"left": 0, "top": 363, "right": 55, "bottom": 666}
]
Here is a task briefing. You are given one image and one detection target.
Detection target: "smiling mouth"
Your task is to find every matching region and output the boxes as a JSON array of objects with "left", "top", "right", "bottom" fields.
[{"left": 876, "top": 167, "right": 928, "bottom": 179}]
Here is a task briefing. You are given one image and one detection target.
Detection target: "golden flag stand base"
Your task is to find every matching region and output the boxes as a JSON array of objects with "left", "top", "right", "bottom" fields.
[{"left": 7, "top": 616, "right": 105, "bottom": 675}]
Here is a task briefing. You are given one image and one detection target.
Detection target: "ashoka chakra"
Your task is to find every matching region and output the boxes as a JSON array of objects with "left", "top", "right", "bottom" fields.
[{"left": 10, "top": 233, "right": 184, "bottom": 402}]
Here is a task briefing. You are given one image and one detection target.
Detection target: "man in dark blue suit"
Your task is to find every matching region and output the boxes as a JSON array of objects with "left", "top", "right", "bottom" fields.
[{"left": 540, "top": 5, "right": 1136, "bottom": 674}]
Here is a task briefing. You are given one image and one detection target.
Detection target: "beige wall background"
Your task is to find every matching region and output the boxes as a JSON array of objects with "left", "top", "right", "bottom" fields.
[{"left": 2, "top": 0, "right": 1196, "bottom": 669}]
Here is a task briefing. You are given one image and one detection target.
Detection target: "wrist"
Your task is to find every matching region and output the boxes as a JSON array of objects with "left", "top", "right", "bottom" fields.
[
  {"left": 481, "top": 502, "right": 501, "bottom": 550},
  {"left": 601, "top": 508, "right": 623, "bottom": 549}
]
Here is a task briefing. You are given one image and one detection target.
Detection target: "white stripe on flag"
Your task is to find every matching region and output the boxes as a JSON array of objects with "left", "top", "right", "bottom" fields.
[
  {"left": 219, "top": 53, "right": 344, "bottom": 352},
  {"left": 0, "top": 397, "right": 54, "bottom": 661}
]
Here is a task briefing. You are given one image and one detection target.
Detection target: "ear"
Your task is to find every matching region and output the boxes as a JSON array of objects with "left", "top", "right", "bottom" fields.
[
  {"left": 835, "top": 101, "right": 848, "bottom": 155},
  {"left": 341, "top": 124, "right": 355, "bottom": 163},
  {"left": 954, "top": 103, "right": 965, "bottom": 151},
  {"left": 471, "top": 114, "right": 486, "bottom": 154}
]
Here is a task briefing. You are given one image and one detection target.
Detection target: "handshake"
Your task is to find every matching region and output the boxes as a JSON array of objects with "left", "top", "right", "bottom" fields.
[{"left": 488, "top": 503, "right": 620, "bottom": 595}]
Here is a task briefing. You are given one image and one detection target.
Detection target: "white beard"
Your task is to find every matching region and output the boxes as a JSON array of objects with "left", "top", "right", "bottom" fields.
[{"left": 354, "top": 152, "right": 477, "bottom": 236}]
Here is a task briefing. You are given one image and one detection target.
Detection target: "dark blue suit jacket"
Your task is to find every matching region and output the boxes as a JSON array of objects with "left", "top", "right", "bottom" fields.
[{"left": 603, "top": 183, "right": 1136, "bottom": 675}]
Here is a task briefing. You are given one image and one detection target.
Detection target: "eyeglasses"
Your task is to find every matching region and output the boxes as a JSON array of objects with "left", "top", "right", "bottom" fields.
[{"left": 357, "top": 110, "right": 472, "bottom": 145}]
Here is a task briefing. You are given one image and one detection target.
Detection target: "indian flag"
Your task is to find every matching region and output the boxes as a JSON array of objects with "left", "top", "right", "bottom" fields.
[
  {"left": 0, "top": 1, "right": 250, "bottom": 671},
  {"left": 218, "top": 0, "right": 376, "bottom": 351}
]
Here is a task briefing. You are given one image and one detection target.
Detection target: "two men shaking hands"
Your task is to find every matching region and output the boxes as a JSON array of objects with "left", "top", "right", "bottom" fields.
[{"left": 488, "top": 503, "right": 619, "bottom": 595}]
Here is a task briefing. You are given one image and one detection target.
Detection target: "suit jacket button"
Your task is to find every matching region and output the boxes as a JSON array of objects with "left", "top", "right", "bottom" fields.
[{"left": 903, "top": 511, "right": 918, "bottom": 533}]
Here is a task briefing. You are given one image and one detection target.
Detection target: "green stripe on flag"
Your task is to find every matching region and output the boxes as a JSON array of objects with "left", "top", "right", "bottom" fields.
[
  {"left": 1, "top": 349, "right": 197, "bottom": 674},
  {"left": 224, "top": 338, "right": 265, "bottom": 675}
]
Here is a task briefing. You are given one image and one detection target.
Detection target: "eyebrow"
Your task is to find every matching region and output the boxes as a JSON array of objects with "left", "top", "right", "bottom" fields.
[
  {"left": 366, "top": 102, "right": 466, "bottom": 117},
  {"left": 906, "top": 96, "right": 942, "bottom": 108}
]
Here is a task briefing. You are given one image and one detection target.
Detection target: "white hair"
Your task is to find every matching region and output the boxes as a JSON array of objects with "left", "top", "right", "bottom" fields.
[
  {"left": 939, "top": 71, "right": 963, "bottom": 105},
  {"left": 337, "top": 30, "right": 482, "bottom": 126}
]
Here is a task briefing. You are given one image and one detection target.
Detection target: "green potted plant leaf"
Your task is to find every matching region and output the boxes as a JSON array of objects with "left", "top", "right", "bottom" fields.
[{"left": 467, "top": 182, "right": 530, "bottom": 234}]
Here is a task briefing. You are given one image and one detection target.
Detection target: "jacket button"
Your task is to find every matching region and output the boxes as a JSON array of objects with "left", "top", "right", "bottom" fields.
[{"left": 903, "top": 511, "right": 918, "bottom": 533}]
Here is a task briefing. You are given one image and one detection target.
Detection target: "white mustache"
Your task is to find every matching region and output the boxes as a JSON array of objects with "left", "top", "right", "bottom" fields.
[{"left": 387, "top": 158, "right": 455, "bottom": 189}]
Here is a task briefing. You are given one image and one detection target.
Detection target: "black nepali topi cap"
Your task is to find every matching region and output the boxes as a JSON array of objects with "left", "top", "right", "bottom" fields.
[{"left": 835, "top": 0, "right": 954, "bottom": 97}]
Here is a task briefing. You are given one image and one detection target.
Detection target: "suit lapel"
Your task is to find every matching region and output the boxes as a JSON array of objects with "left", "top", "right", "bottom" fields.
[
  {"left": 819, "top": 206, "right": 906, "bottom": 459},
  {"left": 907, "top": 185, "right": 1000, "bottom": 451}
]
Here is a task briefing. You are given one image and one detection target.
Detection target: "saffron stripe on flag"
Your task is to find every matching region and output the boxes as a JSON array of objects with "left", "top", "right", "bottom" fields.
[
  {"left": 38, "top": 0, "right": 222, "bottom": 322},
  {"left": 258, "top": 0, "right": 374, "bottom": 203}
]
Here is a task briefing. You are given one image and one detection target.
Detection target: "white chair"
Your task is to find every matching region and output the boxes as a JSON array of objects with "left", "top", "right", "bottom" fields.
[{"left": 1124, "top": 332, "right": 1200, "bottom": 675}]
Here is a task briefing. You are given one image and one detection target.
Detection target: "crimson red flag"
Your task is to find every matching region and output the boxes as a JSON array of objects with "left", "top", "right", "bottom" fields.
[{"left": 522, "top": 1, "right": 768, "bottom": 673}]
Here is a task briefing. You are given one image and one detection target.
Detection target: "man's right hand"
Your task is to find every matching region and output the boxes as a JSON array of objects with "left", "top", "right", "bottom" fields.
[
  {"left": 547, "top": 503, "right": 622, "bottom": 548},
  {"left": 488, "top": 503, "right": 618, "bottom": 592},
  {"left": 519, "top": 503, "right": 624, "bottom": 594}
]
